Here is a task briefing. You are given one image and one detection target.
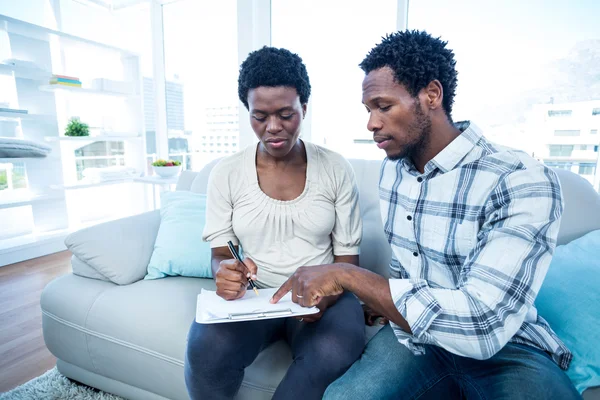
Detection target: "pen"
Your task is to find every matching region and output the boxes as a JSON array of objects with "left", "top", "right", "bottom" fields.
[{"left": 227, "top": 241, "right": 259, "bottom": 296}]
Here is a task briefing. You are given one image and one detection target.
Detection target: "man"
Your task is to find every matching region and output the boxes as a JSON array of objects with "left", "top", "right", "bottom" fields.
[{"left": 271, "top": 30, "right": 580, "bottom": 399}]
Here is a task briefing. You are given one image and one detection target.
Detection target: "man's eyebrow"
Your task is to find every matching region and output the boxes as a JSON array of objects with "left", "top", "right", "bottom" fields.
[{"left": 363, "top": 96, "right": 382, "bottom": 105}]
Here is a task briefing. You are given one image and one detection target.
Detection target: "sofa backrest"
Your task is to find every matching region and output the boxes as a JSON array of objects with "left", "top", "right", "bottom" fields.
[{"left": 178, "top": 159, "right": 600, "bottom": 275}]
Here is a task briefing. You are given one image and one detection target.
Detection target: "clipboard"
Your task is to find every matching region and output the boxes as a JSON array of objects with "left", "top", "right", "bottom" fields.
[{"left": 196, "top": 287, "right": 319, "bottom": 324}]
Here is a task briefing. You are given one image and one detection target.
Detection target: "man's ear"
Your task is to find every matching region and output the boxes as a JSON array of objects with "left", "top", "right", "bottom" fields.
[
  {"left": 422, "top": 80, "right": 444, "bottom": 111},
  {"left": 302, "top": 103, "right": 307, "bottom": 118}
]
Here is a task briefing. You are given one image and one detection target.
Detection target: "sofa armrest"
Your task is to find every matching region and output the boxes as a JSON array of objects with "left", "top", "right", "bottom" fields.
[{"left": 65, "top": 210, "right": 161, "bottom": 285}]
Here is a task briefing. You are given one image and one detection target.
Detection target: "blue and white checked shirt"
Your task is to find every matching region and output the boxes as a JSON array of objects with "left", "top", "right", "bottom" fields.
[{"left": 380, "top": 121, "right": 572, "bottom": 369}]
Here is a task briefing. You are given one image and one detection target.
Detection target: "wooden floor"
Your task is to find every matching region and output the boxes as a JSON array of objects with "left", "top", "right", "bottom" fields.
[{"left": 0, "top": 251, "right": 72, "bottom": 393}]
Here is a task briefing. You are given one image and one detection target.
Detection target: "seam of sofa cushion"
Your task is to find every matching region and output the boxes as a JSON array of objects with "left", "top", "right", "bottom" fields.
[
  {"left": 240, "top": 381, "right": 277, "bottom": 394},
  {"left": 83, "top": 290, "right": 102, "bottom": 374},
  {"left": 45, "top": 309, "right": 283, "bottom": 394},
  {"left": 43, "top": 309, "right": 184, "bottom": 367}
]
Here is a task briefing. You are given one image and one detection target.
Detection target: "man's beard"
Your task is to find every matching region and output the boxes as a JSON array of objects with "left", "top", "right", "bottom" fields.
[{"left": 388, "top": 100, "right": 432, "bottom": 162}]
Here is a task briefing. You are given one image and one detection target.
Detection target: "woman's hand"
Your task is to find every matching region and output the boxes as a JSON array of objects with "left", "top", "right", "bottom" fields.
[
  {"left": 363, "top": 304, "right": 389, "bottom": 326},
  {"left": 215, "top": 258, "right": 258, "bottom": 301}
]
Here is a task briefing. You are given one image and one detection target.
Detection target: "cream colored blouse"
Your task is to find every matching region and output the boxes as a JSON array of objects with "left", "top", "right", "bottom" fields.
[{"left": 202, "top": 141, "right": 362, "bottom": 288}]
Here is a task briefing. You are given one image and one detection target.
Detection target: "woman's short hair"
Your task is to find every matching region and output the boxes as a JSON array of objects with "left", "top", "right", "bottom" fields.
[{"left": 238, "top": 46, "right": 311, "bottom": 109}]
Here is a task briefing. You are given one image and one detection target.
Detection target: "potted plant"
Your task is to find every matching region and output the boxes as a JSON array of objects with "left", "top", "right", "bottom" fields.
[
  {"left": 152, "top": 159, "right": 182, "bottom": 178},
  {"left": 65, "top": 117, "right": 89, "bottom": 137}
]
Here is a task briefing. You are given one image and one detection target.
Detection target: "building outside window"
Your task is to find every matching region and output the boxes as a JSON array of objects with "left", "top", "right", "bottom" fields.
[
  {"left": 408, "top": 0, "right": 600, "bottom": 191},
  {"left": 549, "top": 145, "right": 574, "bottom": 157},
  {"left": 579, "top": 163, "right": 596, "bottom": 175},
  {"left": 548, "top": 110, "right": 572, "bottom": 117},
  {"left": 162, "top": 0, "right": 239, "bottom": 172}
]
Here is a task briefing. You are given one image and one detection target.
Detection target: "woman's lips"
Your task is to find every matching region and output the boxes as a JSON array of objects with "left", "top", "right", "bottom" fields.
[{"left": 267, "top": 139, "right": 287, "bottom": 149}]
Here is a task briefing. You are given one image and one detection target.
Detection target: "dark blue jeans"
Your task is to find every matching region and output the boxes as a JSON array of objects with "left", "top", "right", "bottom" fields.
[
  {"left": 324, "top": 325, "right": 580, "bottom": 400},
  {"left": 184, "top": 292, "right": 365, "bottom": 400}
]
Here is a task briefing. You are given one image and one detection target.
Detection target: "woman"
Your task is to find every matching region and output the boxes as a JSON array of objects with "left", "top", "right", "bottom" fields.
[{"left": 184, "top": 47, "right": 365, "bottom": 400}]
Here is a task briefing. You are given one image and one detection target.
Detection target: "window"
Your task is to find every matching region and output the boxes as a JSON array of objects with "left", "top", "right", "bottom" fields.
[
  {"left": 409, "top": 0, "right": 599, "bottom": 190},
  {"left": 75, "top": 142, "right": 125, "bottom": 181},
  {"left": 580, "top": 145, "right": 588, "bottom": 150},
  {"left": 0, "top": 162, "right": 27, "bottom": 191},
  {"left": 549, "top": 145, "right": 574, "bottom": 157},
  {"left": 545, "top": 162, "right": 573, "bottom": 170},
  {"left": 591, "top": 129, "right": 598, "bottom": 135},
  {"left": 579, "top": 163, "right": 596, "bottom": 175},
  {"left": 272, "top": 0, "right": 397, "bottom": 160},
  {"left": 163, "top": 0, "right": 239, "bottom": 171},
  {"left": 548, "top": 110, "right": 572, "bottom": 117},
  {"left": 554, "top": 130, "right": 581, "bottom": 136}
]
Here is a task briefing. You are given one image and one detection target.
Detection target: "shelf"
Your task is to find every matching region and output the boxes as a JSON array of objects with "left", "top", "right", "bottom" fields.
[
  {"left": 44, "top": 135, "right": 141, "bottom": 142},
  {"left": 51, "top": 178, "right": 134, "bottom": 190},
  {"left": 0, "top": 62, "right": 51, "bottom": 81},
  {"left": 0, "top": 15, "right": 138, "bottom": 57},
  {"left": 0, "top": 213, "right": 133, "bottom": 257},
  {"left": 39, "top": 84, "right": 137, "bottom": 98},
  {"left": 0, "top": 192, "right": 64, "bottom": 210},
  {"left": 134, "top": 176, "right": 179, "bottom": 185},
  {"left": 0, "top": 228, "right": 68, "bottom": 255},
  {"left": 0, "top": 110, "right": 55, "bottom": 121}
]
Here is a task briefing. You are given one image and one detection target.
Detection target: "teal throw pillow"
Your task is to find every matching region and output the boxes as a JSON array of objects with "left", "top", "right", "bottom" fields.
[
  {"left": 536, "top": 229, "right": 600, "bottom": 393},
  {"left": 145, "top": 191, "right": 212, "bottom": 280}
]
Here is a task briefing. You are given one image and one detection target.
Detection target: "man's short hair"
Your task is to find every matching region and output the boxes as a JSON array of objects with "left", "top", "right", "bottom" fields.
[
  {"left": 360, "top": 30, "right": 458, "bottom": 116},
  {"left": 238, "top": 46, "right": 311, "bottom": 109}
]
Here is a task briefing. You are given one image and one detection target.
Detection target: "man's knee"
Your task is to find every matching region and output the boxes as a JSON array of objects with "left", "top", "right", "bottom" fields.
[{"left": 324, "top": 377, "right": 367, "bottom": 400}]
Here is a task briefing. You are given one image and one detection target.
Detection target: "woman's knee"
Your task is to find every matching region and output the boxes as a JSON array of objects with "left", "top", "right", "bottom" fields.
[
  {"left": 186, "top": 322, "right": 240, "bottom": 372},
  {"left": 305, "top": 329, "right": 365, "bottom": 377}
]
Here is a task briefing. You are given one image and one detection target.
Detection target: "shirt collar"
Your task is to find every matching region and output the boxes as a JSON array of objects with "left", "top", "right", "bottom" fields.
[{"left": 425, "top": 121, "right": 482, "bottom": 174}]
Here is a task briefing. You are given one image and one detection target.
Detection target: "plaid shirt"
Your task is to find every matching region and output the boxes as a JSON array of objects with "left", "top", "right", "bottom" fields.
[{"left": 380, "top": 121, "right": 572, "bottom": 369}]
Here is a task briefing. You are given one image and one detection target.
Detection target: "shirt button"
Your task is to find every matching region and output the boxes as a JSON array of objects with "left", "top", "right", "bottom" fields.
[
  {"left": 417, "top": 177, "right": 423, "bottom": 183},
  {"left": 413, "top": 252, "right": 419, "bottom": 257},
  {"left": 407, "top": 215, "right": 412, "bottom": 221}
]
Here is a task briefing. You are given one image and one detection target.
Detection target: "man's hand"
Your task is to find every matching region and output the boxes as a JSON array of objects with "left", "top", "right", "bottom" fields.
[
  {"left": 215, "top": 258, "right": 258, "bottom": 301},
  {"left": 363, "top": 304, "right": 389, "bottom": 326},
  {"left": 271, "top": 264, "right": 346, "bottom": 307}
]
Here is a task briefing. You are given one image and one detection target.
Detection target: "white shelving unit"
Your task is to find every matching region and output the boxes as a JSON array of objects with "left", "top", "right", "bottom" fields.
[
  {"left": 51, "top": 178, "right": 133, "bottom": 190},
  {"left": 44, "top": 135, "right": 142, "bottom": 142},
  {"left": 0, "top": 14, "right": 148, "bottom": 266},
  {"left": 0, "top": 62, "right": 51, "bottom": 80},
  {"left": 0, "top": 191, "right": 64, "bottom": 210},
  {"left": 0, "top": 110, "right": 55, "bottom": 121},
  {"left": 39, "top": 84, "right": 139, "bottom": 98}
]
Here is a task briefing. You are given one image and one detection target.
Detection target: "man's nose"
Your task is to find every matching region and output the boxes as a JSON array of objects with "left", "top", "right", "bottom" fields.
[{"left": 367, "top": 113, "right": 382, "bottom": 132}]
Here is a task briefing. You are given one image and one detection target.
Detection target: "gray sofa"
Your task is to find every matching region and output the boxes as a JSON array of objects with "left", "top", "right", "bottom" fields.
[{"left": 41, "top": 159, "right": 600, "bottom": 400}]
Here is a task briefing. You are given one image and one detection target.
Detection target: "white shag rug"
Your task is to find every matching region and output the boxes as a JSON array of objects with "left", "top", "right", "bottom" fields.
[{"left": 0, "top": 368, "right": 124, "bottom": 400}]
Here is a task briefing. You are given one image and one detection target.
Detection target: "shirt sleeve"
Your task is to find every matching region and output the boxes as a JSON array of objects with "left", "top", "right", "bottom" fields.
[
  {"left": 202, "top": 162, "right": 238, "bottom": 248},
  {"left": 331, "top": 158, "right": 363, "bottom": 256},
  {"left": 389, "top": 166, "right": 563, "bottom": 360}
]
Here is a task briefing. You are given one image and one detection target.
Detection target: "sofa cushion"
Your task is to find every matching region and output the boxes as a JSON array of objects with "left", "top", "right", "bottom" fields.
[
  {"left": 65, "top": 210, "right": 161, "bottom": 285},
  {"left": 146, "top": 192, "right": 212, "bottom": 280},
  {"left": 552, "top": 169, "right": 600, "bottom": 245},
  {"left": 536, "top": 229, "right": 600, "bottom": 393}
]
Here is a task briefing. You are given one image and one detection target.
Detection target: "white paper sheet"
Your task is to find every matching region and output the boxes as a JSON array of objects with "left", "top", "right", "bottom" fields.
[{"left": 196, "top": 287, "right": 319, "bottom": 324}]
